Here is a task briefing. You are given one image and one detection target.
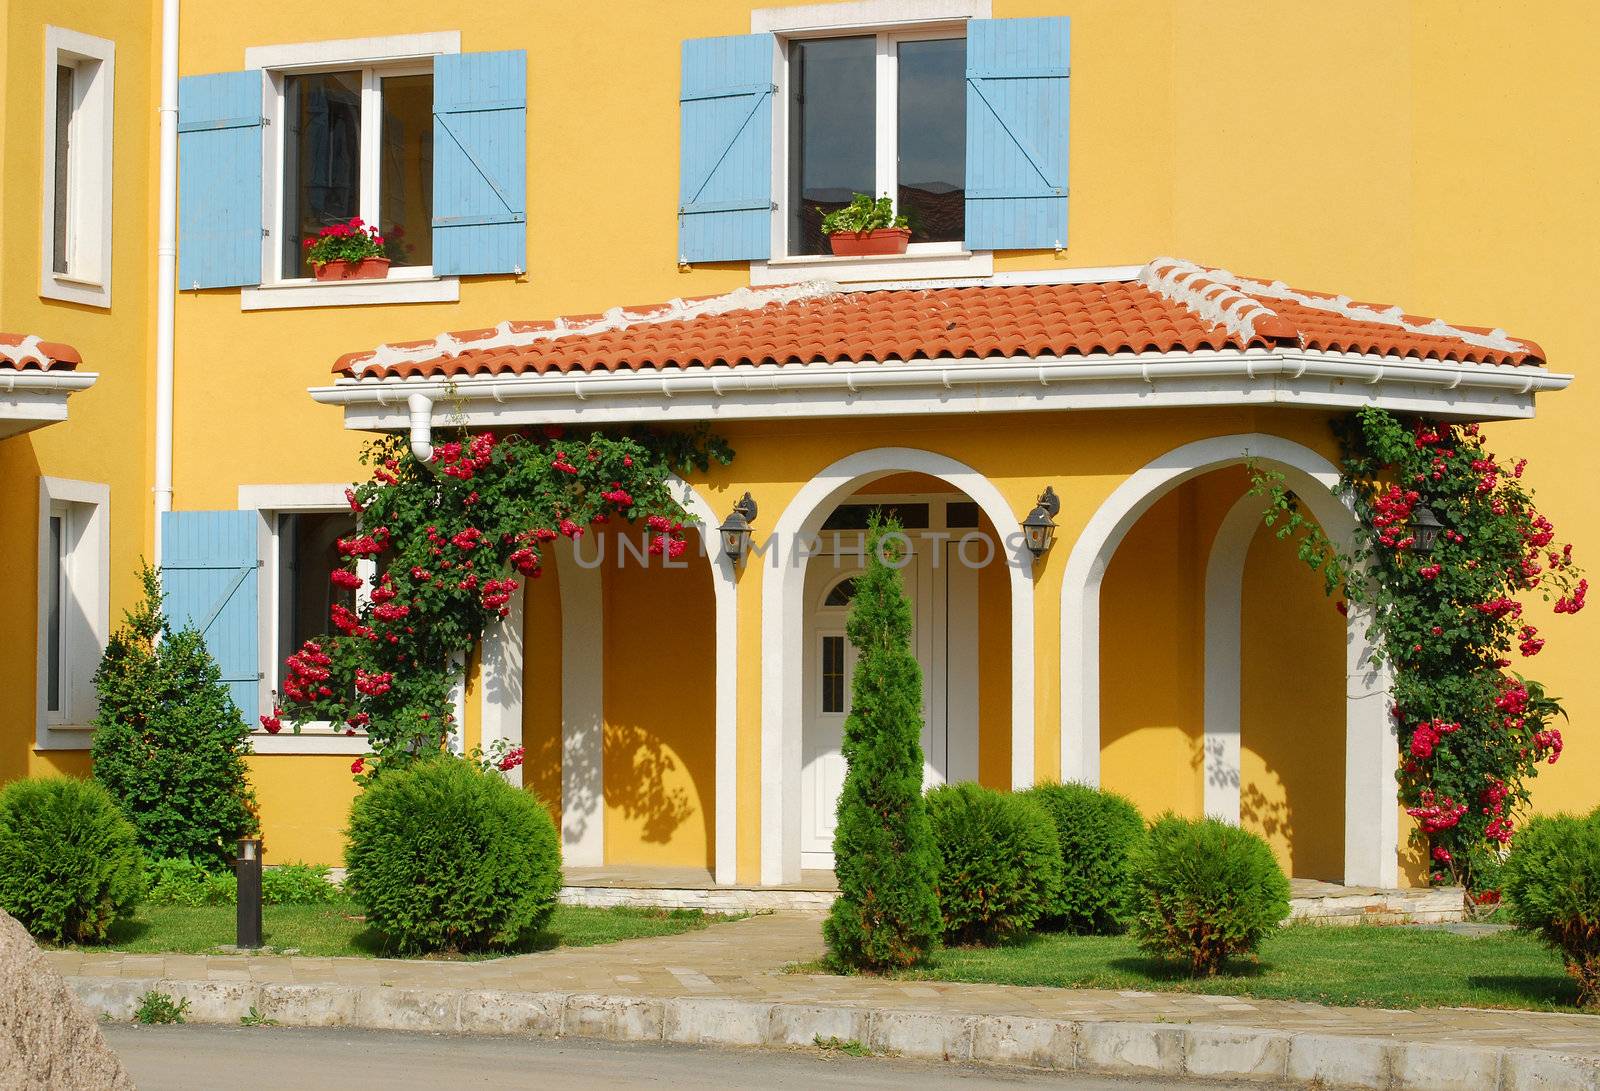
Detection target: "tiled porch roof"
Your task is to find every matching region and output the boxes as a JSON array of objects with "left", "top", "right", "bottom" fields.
[
  {"left": 332, "top": 257, "right": 1544, "bottom": 381},
  {"left": 0, "top": 334, "right": 82, "bottom": 371}
]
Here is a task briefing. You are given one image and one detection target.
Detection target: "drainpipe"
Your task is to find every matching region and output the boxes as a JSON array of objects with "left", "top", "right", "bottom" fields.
[
  {"left": 152, "top": 0, "right": 180, "bottom": 564},
  {"left": 406, "top": 393, "right": 434, "bottom": 462}
]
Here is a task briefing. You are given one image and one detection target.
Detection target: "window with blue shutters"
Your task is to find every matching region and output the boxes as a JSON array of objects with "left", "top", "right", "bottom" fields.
[
  {"left": 432, "top": 50, "right": 527, "bottom": 276},
  {"left": 160, "top": 510, "right": 261, "bottom": 725}
]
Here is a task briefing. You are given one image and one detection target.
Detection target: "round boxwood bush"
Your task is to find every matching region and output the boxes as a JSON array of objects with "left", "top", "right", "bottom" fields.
[
  {"left": 1023, "top": 781, "right": 1144, "bottom": 934},
  {"left": 1502, "top": 809, "right": 1600, "bottom": 1008},
  {"left": 344, "top": 757, "right": 560, "bottom": 954},
  {"left": 925, "top": 782, "right": 1062, "bottom": 946},
  {"left": 1129, "top": 814, "right": 1290, "bottom": 975},
  {"left": 0, "top": 777, "right": 143, "bottom": 943}
]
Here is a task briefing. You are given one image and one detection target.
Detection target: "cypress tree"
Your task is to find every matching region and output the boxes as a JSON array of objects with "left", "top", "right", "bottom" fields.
[{"left": 823, "top": 516, "right": 940, "bottom": 971}]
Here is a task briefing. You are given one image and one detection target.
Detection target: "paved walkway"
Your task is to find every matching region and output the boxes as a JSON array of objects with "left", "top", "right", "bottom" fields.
[{"left": 45, "top": 912, "right": 1599, "bottom": 1056}]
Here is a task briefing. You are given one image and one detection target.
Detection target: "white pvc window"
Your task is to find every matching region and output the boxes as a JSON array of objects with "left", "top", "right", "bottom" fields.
[
  {"left": 36, "top": 479, "right": 110, "bottom": 748},
  {"left": 269, "top": 63, "right": 434, "bottom": 282},
  {"left": 40, "top": 27, "right": 115, "bottom": 308},
  {"left": 781, "top": 27, "right": 966, "bottom": 257}
]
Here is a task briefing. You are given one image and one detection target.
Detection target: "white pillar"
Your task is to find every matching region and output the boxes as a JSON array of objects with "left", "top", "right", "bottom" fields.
[
  {"left": 1344, "top": 602, "right": 1398, "bottom": 887},
  {"left": 479, "top": 587, "right": 525, "bottom": 788},
  {"left": 558, "top": 539, "right": 605, "bottom": 867},
  {"left": 1202, "top": 496, "right": 1262, "bottom": 822}
]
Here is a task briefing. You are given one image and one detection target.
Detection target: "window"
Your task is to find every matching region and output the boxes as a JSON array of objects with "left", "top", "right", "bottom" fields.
[
  {"left": 821, "top": 635, "right": 847, "bottom": 713},
  {"left": 41, "top": 28, "right": 114, "bottom": 307},
  {"left": 37, "top": 478, "right": 109, "bottom": 747},
  {"left": 271, "top": 510, "right": 359, "bottom": 690},
  {"left": 785, "top": 29, "right": 966, "bottom": 256},
  {"left": 275, "top": 65, "right": 433, "bottom": 280}
]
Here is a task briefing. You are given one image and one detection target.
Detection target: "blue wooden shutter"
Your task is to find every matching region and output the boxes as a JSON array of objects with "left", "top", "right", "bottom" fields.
[
  {"left": 161, "top": 511, "right": 260, "bottom": 724},
  {"left": 432, "top": 50, "right": 527, "bottom": 275},
  {"left": 177, "top": 70, "right": 265, "bottom": 289},
  {"left": 678, "top": 34, "right": 775, "bottom": 263},
  {"left": 964, "top": 18, "right": 1070, "bottom": 251}
]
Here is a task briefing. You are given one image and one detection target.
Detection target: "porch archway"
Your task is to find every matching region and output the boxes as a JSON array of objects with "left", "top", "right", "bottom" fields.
[
  {"left": 1060, "top": 433, "right": 1397, "bottom": 887},
  {"left": 761, "top": 448, "right": 1033, "bottom": 886}
]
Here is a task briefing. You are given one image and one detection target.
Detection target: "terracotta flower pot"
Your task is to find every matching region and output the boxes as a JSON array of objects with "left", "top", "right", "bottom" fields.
[
  {"left": 827, "top": 228, "right": 912, "bottom": 257},
  {"left": 313, "top": 257, "right": 391, "bottom": 282}
]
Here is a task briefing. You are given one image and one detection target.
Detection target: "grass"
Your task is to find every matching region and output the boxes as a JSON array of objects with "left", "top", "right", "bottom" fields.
[
  {"left": 94, "top": 899, "right": 737, "bottom": 960},
  {"left": 800, "top": 924, "right": 1589, "bottom": 1014}
]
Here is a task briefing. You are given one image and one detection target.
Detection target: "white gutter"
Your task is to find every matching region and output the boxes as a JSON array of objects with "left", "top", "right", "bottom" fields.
[
  {"left": 0, "top": 371, "right": 100, "bottom": 395},
  {"left": 406, "top": 392, "right": 434, "bottom": 461},
  {"left": 310, "top": 351, "right": 1572, "bottom": 416},
  {"left": 152, "top": 0, "right": 179, "bottom": 564}
]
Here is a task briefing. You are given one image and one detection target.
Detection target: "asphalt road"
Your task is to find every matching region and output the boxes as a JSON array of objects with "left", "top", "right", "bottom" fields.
[{"left": 102, "top": 1023, "right": 1252, "bottom": 1089}]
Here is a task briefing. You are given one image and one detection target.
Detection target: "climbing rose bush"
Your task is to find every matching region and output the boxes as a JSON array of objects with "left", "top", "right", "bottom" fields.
[
  {"left": 1257, "top": 408, "right": 1583, "bottom": 892},
  {"left": 266, "top": 426, "right": 730, "bottom": 781}
]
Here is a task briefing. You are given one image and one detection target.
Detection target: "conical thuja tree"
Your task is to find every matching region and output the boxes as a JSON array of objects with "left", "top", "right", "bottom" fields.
[{"left": 823, "top": 516, "right": 940, "bottom": 971}]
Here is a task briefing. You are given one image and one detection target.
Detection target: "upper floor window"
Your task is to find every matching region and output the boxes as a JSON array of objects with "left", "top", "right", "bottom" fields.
[
  {"left": 41, "top": 27, "right": 115, "bottom": 308},
  {"left": 786, "top": 31, "right": 966, "bottom": 256},
  {"left": 277, "top": 66, "right": 434, "bottom": 281}
]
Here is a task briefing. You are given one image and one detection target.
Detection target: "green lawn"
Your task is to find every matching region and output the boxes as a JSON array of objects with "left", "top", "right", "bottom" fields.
[
  {"left": 98, "top": 900, "right": 736, "bottom": 960},
  {"left": 887, "top": 924, "right": 1587, "bottom": 1013}
]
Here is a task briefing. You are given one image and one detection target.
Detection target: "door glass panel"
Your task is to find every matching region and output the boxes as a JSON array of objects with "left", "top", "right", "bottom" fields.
[
  {"left": 46, "top": 515, "right": 63, "bottom": 713},
  {"left": 277, "top": 512, "right": 358, "bottom": 669},
  {"left": 379, "top": 73, "right": 433, "bottom": 268},
  {"left": 282, "top": 71, "right": 363, "bottom": 276},
  {"left": 821, "top": 635, "right": 846, "bottom": 713},
  {"left": 789, "top": 36, "right": 876, "bottom": 256},
  {"left": 896, "top": 38, "right": 965, "bottom": 243}
]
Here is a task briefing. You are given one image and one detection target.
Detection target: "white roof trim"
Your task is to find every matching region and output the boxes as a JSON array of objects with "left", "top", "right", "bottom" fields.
[{"left": 0, "top": 369, "right": 98, "bottom": 440}]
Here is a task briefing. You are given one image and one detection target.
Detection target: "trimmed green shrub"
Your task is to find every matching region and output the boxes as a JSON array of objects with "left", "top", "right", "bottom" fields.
[
  {"left": 0, "top": 777, "right": 143, "bottom": 943},
  {"left": 262, "top": 862, "right": 341, "bottom": 906},
  {"left": 144, "top": 857, "right": 235, "bottom": 906},
  {"left": 344, "top": 756, "right": 560, "bottom": 954},
  {"left": 1502, "top": 810, "right": 1600, "bottom": 1008},
  {"left": 92, "top": 566, "right": 258, "bottom": 868},
  {"left": 1023, "top": 781, "right": 1145, "bottom": 934},
  {"left": 1129, "top": 814, "right": 1290, "bottom": 975},
  {"left": 823, "top": 517, "right": 942, "bottom": 972},
  {"left": 925, "top": 783, "right": 1062, "bottom": 946}
]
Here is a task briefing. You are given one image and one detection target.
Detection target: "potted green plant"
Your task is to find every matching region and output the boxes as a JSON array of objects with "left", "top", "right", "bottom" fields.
[
  {"left": 820, "top": 194, "right": 912, "bottom": 257},
  {"left": 302, "top": 218, "right": 391, "bottom": 281}
]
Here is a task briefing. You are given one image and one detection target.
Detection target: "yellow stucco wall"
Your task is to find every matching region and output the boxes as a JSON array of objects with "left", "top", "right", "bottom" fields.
[{"left": 3, "top": 1, "right": 1597, "bottom": 881}]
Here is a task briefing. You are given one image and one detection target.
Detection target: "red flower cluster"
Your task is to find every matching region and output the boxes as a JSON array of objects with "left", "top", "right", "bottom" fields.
[
  {"left": 496, "top": 745, "right": 525, "bottom": 772},
  {"left": 1406, "top": 788, "right": 1467, "bottom": 833},
  {"left": 330, "top": 568, "right": 362, "bottom": 590},
  {"left": 1369, "top": 485, "right": 1421, "bottom": 550},
  {"left": 1408, "top": 717, "right": 1460, "bottom": 760},
  {"left": 1555, "top": 577, "right": 1588, "bottom": 614},
  {"left": 259, "top": 710, "right": 283, "bottom": 734}
]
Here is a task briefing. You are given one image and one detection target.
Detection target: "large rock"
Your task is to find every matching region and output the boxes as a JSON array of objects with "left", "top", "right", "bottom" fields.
[{"left": 0, "top": 909, "right": 134, "bottom": 1090}]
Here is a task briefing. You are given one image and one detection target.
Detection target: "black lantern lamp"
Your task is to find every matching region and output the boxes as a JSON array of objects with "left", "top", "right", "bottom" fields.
[
  {"left": 719, "top": 492, "right": 758, "bottom": 566},
  {"left": 1409, "top": 504, "right": 1444, "bottom": 555},
  {"left": 1022, "top": 486, "right": 1061, "bottom": 561}
]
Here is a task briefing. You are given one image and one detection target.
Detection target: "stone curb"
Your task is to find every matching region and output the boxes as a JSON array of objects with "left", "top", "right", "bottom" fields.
[{"left": 71, "top": 975, "right": 1600, "bottom": 1090}]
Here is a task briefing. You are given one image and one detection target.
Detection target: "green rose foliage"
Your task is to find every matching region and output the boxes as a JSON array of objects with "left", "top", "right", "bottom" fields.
[
  {"left": 1023, "top": 781, "right": 1145, "bottom": 934},
  {"left": 1502, "top": 809, "right": 1600, "bottom": 1008},
  {"left": 824, "top": 517, "right": 942, "bottom": 972},
  {"left": 344, "top": 756, "right": 561, "bottom": 955},
  {"left": 91, "top": 566, "right": 259, "bottom": 868},
  {"left": 0, "top": 777, "right": 143, "bottom": 944},
  {"left": 1129, "top": 814, "right": 1290, "bottom": 976},
  {"left": 1254, "top": 408, "right": 1584, "bottom": 891},
  {"left": 269, "top": 427, "right": 731, "bottom": 782},
  {"left": 926, "top": 783, "right": 1062, "bottom": 946}
]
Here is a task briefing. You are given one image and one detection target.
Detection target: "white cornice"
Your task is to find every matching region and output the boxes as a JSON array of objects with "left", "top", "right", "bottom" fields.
[
  {"left": 308, "top": 351, "right": 1568, "bottom": 431},
  {"left": 0, "top": 370, "right": 99, "bottom": 440}
]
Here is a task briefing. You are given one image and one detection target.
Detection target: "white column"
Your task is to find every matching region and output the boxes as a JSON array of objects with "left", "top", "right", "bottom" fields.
[
  {"left": 479, "top": 587, "right": 525, "bottom": 788},
  {"left": 1344, "top": 601, "right": 1398, "bottom": 887},
  {"left": 1202, "top": 496, "right": 1263, "bottom": 823},
  {"left": 558, "top": 539, "right": 605, "bottom": 867}
]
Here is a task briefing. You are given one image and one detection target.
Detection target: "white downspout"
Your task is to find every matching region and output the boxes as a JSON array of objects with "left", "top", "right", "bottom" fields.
[
  {"left": 407, "top": 392, "right": 434, "bottom": 462},
  {"left": 153, "top": 0, "right": 180, "bottom": 564}
]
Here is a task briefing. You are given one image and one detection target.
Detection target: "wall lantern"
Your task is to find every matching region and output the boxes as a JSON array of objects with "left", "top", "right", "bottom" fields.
[
  {"left": 1408, "top": 504, "right": 1444, "bottom": 555},
  {"left": 719, "top": 492, "right": 758, "bottom": 566},
  {"left": 1022, "top": 486, "right": 1061, "bottom": 560}
]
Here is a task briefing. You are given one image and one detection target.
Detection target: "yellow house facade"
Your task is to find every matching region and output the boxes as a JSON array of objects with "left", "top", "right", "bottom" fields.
[{"left": 2, "top": 0, "right": 1596, "bottom": 892}]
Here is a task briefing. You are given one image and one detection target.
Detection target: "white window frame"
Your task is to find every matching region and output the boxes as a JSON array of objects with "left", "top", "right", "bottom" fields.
[
  {"left": 36, "top": 477, "right": 110, "bottom": 749},
  {"left": 240, "top": 32, "right": 460, "bottom": 311},
  {"left": 40, "top": 27, "right": 115, "bottom": 308},
  {"left": 753, "top": 0, "right": 993, "bottom": 284},
  {"left": 239, "top": 483, "right": 369, "bottom": 755}
]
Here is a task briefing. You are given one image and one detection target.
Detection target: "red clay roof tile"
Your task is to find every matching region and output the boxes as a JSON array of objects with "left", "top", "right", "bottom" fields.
[
  {"left": 332, "top": 259, "right": 1543, "bottom": 381},
  {"left": 0, "top": 334, "right": 81, "bottom": 371}
]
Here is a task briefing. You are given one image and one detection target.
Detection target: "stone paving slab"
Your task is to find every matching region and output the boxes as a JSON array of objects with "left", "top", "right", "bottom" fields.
[{"left": 53, "top": 912, "right": 1600, "bottom": 1089}]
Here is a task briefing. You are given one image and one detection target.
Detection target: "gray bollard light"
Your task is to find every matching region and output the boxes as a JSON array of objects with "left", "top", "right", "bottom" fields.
[{"left": 236, "top": 837, "right": 263, "bottom": 949}]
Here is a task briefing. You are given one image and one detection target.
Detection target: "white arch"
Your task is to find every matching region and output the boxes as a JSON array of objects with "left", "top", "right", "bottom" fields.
[
  {"left": 1060, "top": 433, "right": 1397, "bottom": 887},
  {"left": 760, "top": 447, "right": 1034, "bottom": 886},
  {"left": 478, "top": 475, "right": 739, "bottom": 884}
]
